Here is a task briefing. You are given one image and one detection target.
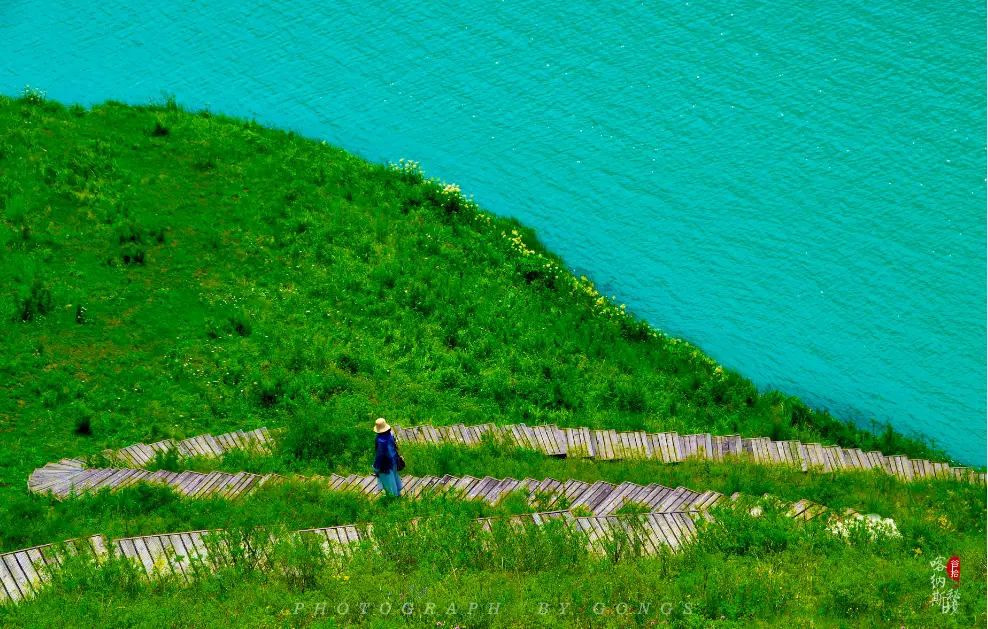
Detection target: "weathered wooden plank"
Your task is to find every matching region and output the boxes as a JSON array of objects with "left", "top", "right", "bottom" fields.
[
  {"left": 535, "top": 424, "right": 556, "bottom": 453},
  {"left": 222, "top": 431, "right": 245, "bottom": 451},
  {"left": 193, "top": 473, "right": 229, "bottom": 499},
  {"left": 666, "top": 512, "right": 694, "bottom": 543},
  {"left": 246, "top": 429, "right": 271, "bottom": 453},
  {"left": 234, "top": 431, "right": 256, "bottom": 453},
  {"left": 181, "top": 437, "right": 206, "bottom": 458},
  {"left": 547, "top": 425, "right": 567, "bottom": 455},
  {"left": 580, "top": 482, "right": 618, "bottom": 513},
  {"left": 228, "top": 475, "right": 261, "bottom": 499},
  {"left": 143, "top": 536, "right": 174, "bottom": 577},
  {"left": 163, "top": 534, "right": 192, "bottom": 581},
  {"left": 422, "top": 425, "right": 441, "bottom": 445},
  {"left": 257, "top": 426, "right": 274, "bottom": 446},
  {"left": 115, "top": 469, "right": 154, "bottom": 491},
  {"left": 177, "top": 472, "right": 206, "bottom": 496},
  {"left": 637, "top": 486, "right": 670, "bottom": 511},
  {"left": 892, "top": 455, "right": 911, "bottom": 481},
  {"left": 668, "top": 488, "right": 700, "bottom": 512},
  {"left": 635, "top": 431, "right": 653, "bottom": 459},
  {"left": 24, "top": 548, "right": 50, "bottom": 587},
  {"left": 213, "top": 433, "right": 233, "bottom": 452},
  {"left": 126, "top": 537, "right": 156, "bottom": 577},
  {"left": 656, "top": 488, "right": 686, "bottom": 513},
  {"left": 201, "top": 434, "right": 224, "bottom": 456},
  {"left": 594, "top": 482, "right": 641, "bottom": 515},
  {"left": 821, "top": 446, "right": 843, "bottom": 471},
  {"left": 10, "top": 552, "right": 40, "bottom": 597},
  {"left": 0, "top": 555, "right": 26, "bottom": 602},
  {"left": 646, "top": 434, "right": 666, "bottom": 462},
  {"left": 650, "top": 513, "right": 681, "bottom": 550},
  {"left": 452, "top": 423, "right": 472, "bottom": 445}
]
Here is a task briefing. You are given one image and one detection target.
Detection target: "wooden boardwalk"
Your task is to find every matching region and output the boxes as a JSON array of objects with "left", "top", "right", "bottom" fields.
[
  {"left": 1, "top": 501, "right": 811, "bottom": 606},
  {"left": 10, "top": 420, "right": 910, "bottom": 608},
  {"left": 98, "top": 427, "right": 274, "bottom": 467},
  {"left": 29, "top": 465, "right": 838, "bottom": 523},
  {"left": 29, "top": 423, "right": 983, "bottom": 495},
  {"left": 392, "top": 422, "right": 986, "bottom": 485}
]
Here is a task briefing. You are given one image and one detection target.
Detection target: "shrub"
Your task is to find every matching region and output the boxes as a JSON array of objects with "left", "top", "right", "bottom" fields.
[
  {"left": 13, "top": 276, "right": 54, "bottom": 322},
  {"left": 73, "top": 416, "right": 92, "bottom": 436}
]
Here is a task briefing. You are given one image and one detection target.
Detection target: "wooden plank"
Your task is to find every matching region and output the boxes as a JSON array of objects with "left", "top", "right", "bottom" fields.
[
  {"left": 58, "top": 468, "right": 112, "bottom": 494},
  {"left": 143, "top": 536, "right": 173, "bottom": 577},
  {"left": 421, "top": 424, "right": 440, "bottom": 444},
  {"left": 78, "top": 469, "right": 125, "bottom": 494},
  {"left": 201, "top": 434, "right": 224, "bottom": 456},
  {"left": 223, "top": 432, "right": 243, "bottom": 452},
  {"left": 591, "top": 430, "right": 609, "bottom": 460},
  {"left": 452, "top": 424, "right": 472, "bottom": 445},
  {"left": 803, "top": 443, "right": 824, "bottom": 470},
  {"left": 594, "top": 482, "right": 639, "bottom": 515},
  {"left": 669, "top": 512, "right": 696, "bottom": 545},
  {"left": 647, "top": 434, "right": 666, "bottom": 462},
  {"left": 546, "top": 425, "right": 566, "bottom": 455},
  {"left": 228, "top": 475, "right": 261, "bottom": 499},
  {"left": 655, "top": 488, "right": 684, "bottom": 513},
  {"left": 845, "top": 448, "right": 865, "bottom": 469},
  {"left": 751, "top": 438, "right": 767, "bottom": 462},
  {"left": 667, "top": 488, "right": 698, "bottom": 512},
  {"left": 533, "top": 424, "right": 553, "bottom": 452},
  {"left": 822, "top": 446, "right": 843, "bottom": 471},
  {"left": 897, "top": 455, "right": 914, "bottom": 481},
  {"left": 636, "top": 431, "right": 653, "bottom": 458},
  {"left": 247, "top": 429, "right": 271, "bottom": 453},
  {"left": 915, "top": 459, "right": 931, "bottom": 479},
  {"left": 212, "top": 433, "right": 232, "bottom": 452},
  {"left": 579, "top": 427, "right": 597, "bottom": 457},
  {"left": 539, "top": 425, "right": 559, "bottom": 454},
  {"left": 235, "top": 431, "right": 257, "bottom": 453},
  {"left": 766, "top": 441, "right": 781, "bottom": 464},
  {"left": 0, "top": 555, "right": 26, "bottom": 602},
  {"left": 179, "top": 533, "right": 209, "bottom": 569},
  {"left": 23, "top": 549, "right": 49, "bottom": 593},
  {"left": 163, "top": 534, "right": 192, "bottom": 581},
  {"left": 193, "top": 473, "right": 229, "bottom": 498},
  {"left": 583, "top": 482, "right": 619, "bottom": 513},
  {"left": 182, "top": 437, "right": 207, "bottom": 458},
  {"left": 650, "top": 513, "right": 680, "bottom": 550},
  {"left": 758, "top": 437, "right": 775, "bottom": 463},
  {"left": 116, "top": 469, "right": 155, "bottom": 491},
  {"left": 136, "top": 443, "right": 158, "bottom": 464},
  {"left": 638, "top": 486, "right": 670, "bottom": 511},
  {"left": 670, "top": 512, "right": 697, "bottom": 548},
  {"left": 125, "top": 537, "right": 156, "bottom": 576},
  {"left": 679, "top": 434, "right": 693, "bottom": 459},
  {"left": 489, "top": 478, "right": 521, "bottom": 504},
  {"left": 10, "top": 552, "right": 40, "bottom": 596},
  {"left": 186, "top": 473, "right": 222, "bottom": 498},
  {"left": 179, "top": 473, "right": 211, "bottom": 497}
]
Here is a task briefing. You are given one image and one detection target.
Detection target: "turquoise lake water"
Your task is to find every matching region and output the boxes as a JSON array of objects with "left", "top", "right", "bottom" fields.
[{"left": 2, "top": 1, "right": 985, "bottom": 464}]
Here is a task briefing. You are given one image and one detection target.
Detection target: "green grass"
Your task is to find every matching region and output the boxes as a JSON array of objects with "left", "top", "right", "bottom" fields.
[
  {"left": 0, "top": 89, "right": 984, "bottom": 627},
  {"left": 0, "top": 502, "right": 983, "bottom": 628}
]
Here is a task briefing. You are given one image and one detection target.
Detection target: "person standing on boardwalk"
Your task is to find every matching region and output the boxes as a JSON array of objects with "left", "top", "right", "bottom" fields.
[{"left": 373, "top": 417, "right": 403, "bottom": 497}]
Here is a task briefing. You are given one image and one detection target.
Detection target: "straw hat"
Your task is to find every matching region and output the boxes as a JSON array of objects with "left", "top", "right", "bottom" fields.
[{"left": 373, "top": 417, "right": 391, "bottom": 433}]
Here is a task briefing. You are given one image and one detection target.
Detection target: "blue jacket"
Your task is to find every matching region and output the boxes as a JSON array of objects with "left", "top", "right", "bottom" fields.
[{"left": 373, "top": 430, "right": 399, "bottom": 474}]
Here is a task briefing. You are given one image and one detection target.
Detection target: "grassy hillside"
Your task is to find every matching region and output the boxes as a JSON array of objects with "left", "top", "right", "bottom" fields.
[
  {"left": 0, "top": 89, "right": 984, "bottom": 628},
  {"left": 0, "top": 89, "right": 956, "bottom": 481}
]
